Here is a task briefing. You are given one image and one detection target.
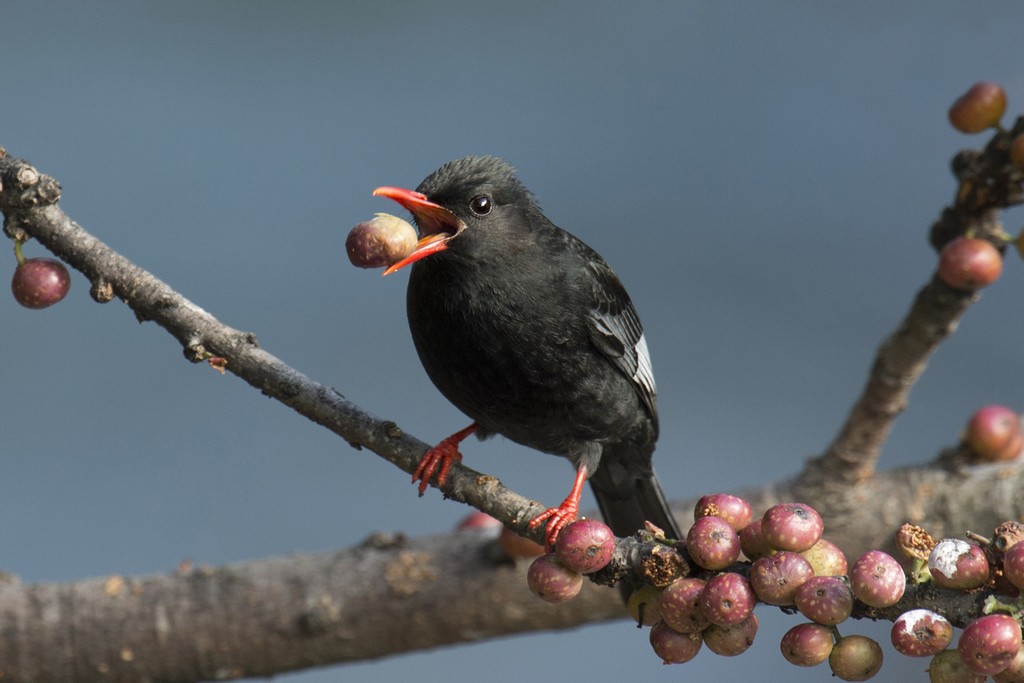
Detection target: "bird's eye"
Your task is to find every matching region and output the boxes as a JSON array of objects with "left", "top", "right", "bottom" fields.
[{"left": 470, "top": 195, "right": 492, "bottom": 216}]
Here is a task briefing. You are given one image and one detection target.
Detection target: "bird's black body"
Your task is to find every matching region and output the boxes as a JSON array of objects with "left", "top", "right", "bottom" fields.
[{"left": 388, "top": 156, "right": 681, "bottom": 543}]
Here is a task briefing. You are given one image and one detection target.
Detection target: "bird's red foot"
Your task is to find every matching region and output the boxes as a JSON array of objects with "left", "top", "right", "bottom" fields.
[
  {"left": 528, "top": 466, "right": 589, "bottom": 550},
  {"left": 413, "top": 423, "right": 477, "bottom": 495}
]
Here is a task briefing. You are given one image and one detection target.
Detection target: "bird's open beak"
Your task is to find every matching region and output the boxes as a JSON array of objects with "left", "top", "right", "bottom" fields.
[{"left": 373, "top": 186, "right": 465, "bottom": 275}]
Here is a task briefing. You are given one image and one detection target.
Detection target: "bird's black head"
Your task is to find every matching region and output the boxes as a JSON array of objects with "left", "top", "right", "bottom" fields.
[{"left": 374, "top": 156, "right": 540, "bottom": 274}]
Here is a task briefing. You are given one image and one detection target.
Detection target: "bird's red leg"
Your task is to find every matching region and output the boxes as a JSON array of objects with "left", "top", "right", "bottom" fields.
[
  {"left": 529, "top": 465, "right": 588, "bottom": 550},
  {"left": 413, "top": 422, "right": 478, "bottom": 496}
]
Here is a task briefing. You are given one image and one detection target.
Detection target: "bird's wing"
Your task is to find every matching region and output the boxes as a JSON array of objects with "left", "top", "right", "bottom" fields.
[{"left": 582, "top": 257, "right": 658, "bottom": 427}]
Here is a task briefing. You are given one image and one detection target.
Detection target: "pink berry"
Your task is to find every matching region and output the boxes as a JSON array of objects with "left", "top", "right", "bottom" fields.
[
  {"left": 455, "top": 511, "right": 502, "bottom": 534},
  {"left": 799, "top": 538, "right": 848, "bottom": 576},
  {"left": 780, "top": 622, "right": 834, "bottom": 667},
  {"left": 964, "top": 405, "right": 1022, "bottom": 463},
  {"left": 660, "top": 578, "right": 709, "bottom": 634},
  {"left": 346, "top": 213, "right": 417, "bottom": 268},
  {"left": 693, "top": 493, "right": 753, "bottom": 530},
  {"left": 11, "top": 257, "right": 71, "bottom": 309},
  {"left": 949, "top": 82, "right": 1007, "bottom": 134},
  {"left": 829, "top": 634, "right": 883, "bottom": 682},
  {"left": 957, "top": 613, "right": 1023, "bottom": 676},
  {"left": 699, "top": 572, "right": 756, "bottom": 626},
  {"left": 555, "top": 518, "right": 615, "bottom": 574},
  {"left": 794, "top": 575, "right": 853, "bottom": 626},
  {"left": 526, "top": 554, "right": 582, "bottom": 603},
  {"left": 849, "top": 550, "right": 906, "bottom": 608},
  {"left": 749, "top": 551, "right": 814, "bottom": 606},
  {"left": 761, "top": 503, "right": 823, "bottom": 553},
  {"left": 739, "top": 519, "right": 769, "bottom": 560},
  {"left": 649, "top": 620, "right": 702, "bottom": 664},
  {"left": 702, "top": 613, "right": 758, "bottom": 657},
  {"left": 891, "top": 609, "right": 954, "bottom": 657},
  {"left": 1003, "top": 542, "right": 1024, "bottom": 591},
  {"left": 686, "top": 515, "right": 741, "bottom": 571},
  {"left": 937, "top": 237, "right": 1002, "bottom": 291},
  {"left": 928, "top": 539, "right": 990, "bottom": 590}
]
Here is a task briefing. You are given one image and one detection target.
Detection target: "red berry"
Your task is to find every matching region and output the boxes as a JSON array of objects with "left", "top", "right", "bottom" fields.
[
  {"left": 957, "top": 613, "right": 1023, "bottom": 676},
  {"left": 761, "top": 503, "right": 823, "bottom": 553},
  {"left": 699, "top": 572, "right": 756, "bottom": 626},
  {"left": 849, "top": 550, "right": 906, "bottom": 608},
  {"left": 649, "top": 620, "right": 702, "bottom": 664},
  {"left": 794, "top": 575, "right": 853, "bottom": 625},
  {"left": 11, "top": 257, "right": 71, "bottom": 309},
  {"left": 627, "top": 584, "right": 662, "bottom": 627},
  {"left": 498, "top": 527, "right": 545, "bottom": 560},
  {"left": 739, "top": 519, "right": 769, "bottom": 560},
  {"left": 891, "top": 609, "right": 954, "bottom": 658},
  {"left": 455, "top": 511, "right": 502, "bottom": 534},
  {"left": 660, "top": 578, "right": 709, "bottom": 634},
  {"left": 686, "top": 515, "right": 741, "bottom": 571},
  {"left": 928, "top": 649, "right": 986, "bottom": 683},
  {"left": 693, "top": 493, "right": 753, "bottom": 530},
  {"left": 928, "top": 539, "right": 990, "bottom": 590},
  {"left": 346, "top": 213, "right": 417, "bottom": 268},
  {"left": 526, "top": 554, "right": 582, "bottom": 603},
  {"left": 829, "top": 635, "right": 883, "bottom": 682},
  {"left": 555, "top": 518, "right": 615, "bottom": 574},
  {"left": 1004, "top": 542, "right": 1024, "bottom": 591},
  {"left": 780, "top": 622, "right": 834, "bottom": 667},
  {"left": 937, "top": 237, "right": 1002, "bottom": 291},
  {"left": 949, "top": 82, "right": 1007, "bottom": 134},
  {"left": 799, "top": 538, "right": 849, "bottom": 576},
  {"left": 749, "top": 551, "right": 814, "bottom": 606},
  {"left": 702, "top": 613, "right": 758, "bottom": 657},
  {"left": 964, "top": 405, "right": 1022, "bottom": 463}
]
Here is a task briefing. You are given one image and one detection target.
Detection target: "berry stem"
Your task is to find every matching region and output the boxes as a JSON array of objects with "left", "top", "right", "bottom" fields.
[{"left": 13, "top": 240, "right": 26, "bottom": 266}]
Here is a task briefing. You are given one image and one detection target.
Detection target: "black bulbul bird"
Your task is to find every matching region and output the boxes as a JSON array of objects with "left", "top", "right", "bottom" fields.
[{"left": 374, "top": 156, "right": 681, "bottom": 549}]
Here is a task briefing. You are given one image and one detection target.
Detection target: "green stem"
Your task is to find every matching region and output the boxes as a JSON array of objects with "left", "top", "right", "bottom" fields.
[{"left": 13, "top": 240, "right": 25, "bottom": 266}]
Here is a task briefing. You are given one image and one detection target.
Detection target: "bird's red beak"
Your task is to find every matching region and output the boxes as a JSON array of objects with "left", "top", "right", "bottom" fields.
[{"left": 373, "top": 186, "right": 464, "bottom": 275}]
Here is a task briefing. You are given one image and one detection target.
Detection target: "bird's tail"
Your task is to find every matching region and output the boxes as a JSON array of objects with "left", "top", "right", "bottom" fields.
[{"left": 588, "top": 446, "right": 682, "bottom": 541}]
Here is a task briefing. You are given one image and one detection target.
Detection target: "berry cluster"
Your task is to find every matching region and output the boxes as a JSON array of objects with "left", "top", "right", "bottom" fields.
[{"left": 502, "top": 491, "right": 1024, "bottom": 681}]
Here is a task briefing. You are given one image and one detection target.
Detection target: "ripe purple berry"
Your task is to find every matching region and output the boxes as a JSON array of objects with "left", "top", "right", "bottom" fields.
[
  {"left": 891, "top": 609, "right": 954, "bottom": 658},
  {"left": 693, "top": 493, "right": 753, "bottom": 530},
  {"left": 958, "top": 613, "right": 1023, "bottom": 676},
  {"left": 526, "top": 554, "right": 582, "bottom": 603},
  {"left": 780, "top": 622, "right": 834, "bottom": 667},
  {"left": 761, "top": 503, "right": 823, "bottom": 553},
  {"left": 749, "top": 551, "right": 814, "bottom": 606},
  {"left": 1003, "top": 541, "right": 1024, "bottom": 591},
  {"left": 928, "top": 539, "right": 990, "bottom": 590},
  {"left": 11, "top": 257, "right": 71, "bottom": 309},
  {"left": 739, "top": 519, "right": 769, "bottom": 560},
  {"left": 555, "top": 518, "right": 615, "bottom": 574},
  {"left": 829, "top": 634, "right": 883, "bottom": 682},
  {"left": 849, "top": 550, "right": 906, "bottom": 608},
  {"left": 649, "top": 620, "right": 702, "bottom": 664},
  {"left": 686, "top": 515, "right": 740, "bottom": 571},
  {"left": 699, "top": 572, "right": 756, "bottom": 626},
  {"left": 660, "top": 578, "right": 709, "bottom": 634},
  {"left": 794, "top": 575, "right": 853, "bottom": 626}
]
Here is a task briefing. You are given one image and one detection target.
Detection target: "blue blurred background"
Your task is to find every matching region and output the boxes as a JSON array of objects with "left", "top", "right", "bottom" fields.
[{"left": 4, "top": 2, "right": 1024, "bottom": 680}]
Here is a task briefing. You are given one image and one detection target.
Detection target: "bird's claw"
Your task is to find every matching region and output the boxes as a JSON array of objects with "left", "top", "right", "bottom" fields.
[
  {"left": 412, "top": 438, "right": 462, "bottom": 496},
  {"left": 529, "top": 501, "right": 579, "bottom": 551}
]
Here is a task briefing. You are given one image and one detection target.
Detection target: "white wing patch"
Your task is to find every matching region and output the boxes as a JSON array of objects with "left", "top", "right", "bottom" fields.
[{"left": 634, "top": 333, "right": 656, "bottom": 400}]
